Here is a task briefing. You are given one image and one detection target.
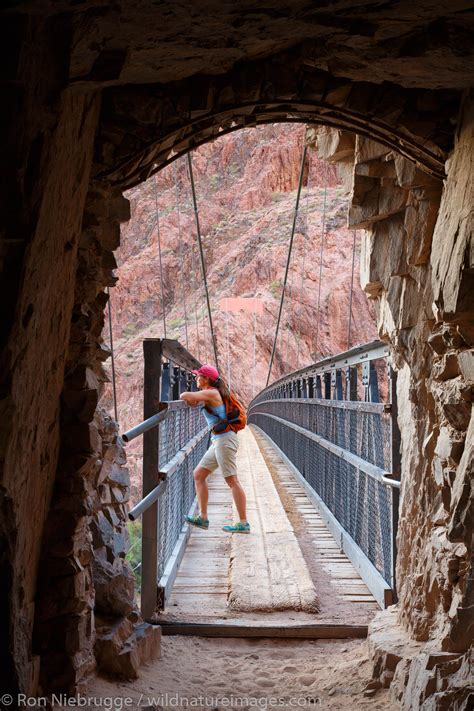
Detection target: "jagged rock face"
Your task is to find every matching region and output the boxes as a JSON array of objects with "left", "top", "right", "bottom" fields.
[
  {"left": 310, "top": 94, "right": 473, "bottom": 707},
  {"left": 63, "top": 1, "right": 474, "bottom": 90},
  {"left": 33, "top": 180, "right": 152, "bottom": 692},
  {"left": 103, "top": 124, "right": 376, "bottom": 502}
]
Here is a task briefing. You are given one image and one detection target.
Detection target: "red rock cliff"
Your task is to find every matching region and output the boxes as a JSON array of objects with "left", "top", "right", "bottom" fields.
[{"left": 103, "top": 124, "right": 377, "bottom": 499}]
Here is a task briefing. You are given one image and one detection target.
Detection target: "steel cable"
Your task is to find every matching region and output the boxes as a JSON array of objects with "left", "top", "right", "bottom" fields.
[
  {"left": 187, "top": 152, "right": 220, "bottom": 369},
  {"left": 266, "top": 144, "right": 308, "bottom": 386},
  {"left": 347, "top": 229, "right": 357, "bottom": 350},
  {"left": 313, "top": 161, "right": 328, "bottom": 360},
  {"left": 174, "top": 162, "right": 189, "bottom": 349}
]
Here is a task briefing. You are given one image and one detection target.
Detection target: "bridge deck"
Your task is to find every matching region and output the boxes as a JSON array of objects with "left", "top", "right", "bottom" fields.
[{"left": 156, "top": 426, "right": 378, "bottom": 633}]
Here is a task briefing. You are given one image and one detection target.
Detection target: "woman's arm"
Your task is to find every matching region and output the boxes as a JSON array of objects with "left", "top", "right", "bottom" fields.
[{"left": 180, "top": 389, "right": 219, "bottom": 406}]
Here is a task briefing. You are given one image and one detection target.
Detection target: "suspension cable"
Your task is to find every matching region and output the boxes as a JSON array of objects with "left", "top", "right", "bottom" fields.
[
  {"left": 313, "top": 160, "right": 328, "bottom": 360},
  {"left": 284, "top": 253, "right": 294, "bottom": 367},
  {"left": 152, "top": 173, "right": 167, "bottom": 338},
  {"left": 347, "top": 229, "right": 357, "bottom": 350},
  {"left": 189, "top": 184, "right": 201, "bottom": 362},
  {"left": 106, "top": 286, "right": 118, "bottom": 422},
  {"left": 192, "top": 240, "right": 202, "bottom": 362},
  {"left": 174, "top": 161, "right": 189, "bottom": 349},
  {"left": 266, "top": 143, "right": 307, "bottom": 386},
  {"left": 187, "top": 152, "right": 220, "bottom": 369},
  {"left": 296, "top": 153, "right": 312, "bottom": 370}
]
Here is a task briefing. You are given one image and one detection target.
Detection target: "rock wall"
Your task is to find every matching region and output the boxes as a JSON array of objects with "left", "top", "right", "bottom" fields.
[
  {"left": 34, "top": 184, "right": 160, "bottom": 693},
  {"left": 309, "top": 92, "right": 473, "bottom": 708},
  {"left": 0, "top": 13, "right": 101, "bottom": 692}
]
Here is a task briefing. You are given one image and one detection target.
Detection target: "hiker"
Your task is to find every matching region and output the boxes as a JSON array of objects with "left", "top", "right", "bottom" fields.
[{"left": 179, "top": 364, "right": 250, "bottom": 534}]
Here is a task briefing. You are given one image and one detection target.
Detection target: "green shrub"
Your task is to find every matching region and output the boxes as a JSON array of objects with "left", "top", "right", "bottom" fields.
[
  {"left": 270, "top": 279, "right": 282, "bottom": 298},
  {"left": 126, "top": 520, "right": 142, "bottom": 592},
  {"left": 122, "top": 322, "right": 139, "bottom": 338},
  {"left": 209, "top": 174, "right": 220, "bottom": 190},
  {"left": 169, "top": 316, "right": 185, "bottom": 330}
]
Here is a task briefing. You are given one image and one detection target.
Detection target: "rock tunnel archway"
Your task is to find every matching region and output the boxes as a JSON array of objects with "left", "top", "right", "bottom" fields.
[
  {"left": 78, "top": 95, "right": 472, "bottom": 699},
  {"left": 93, "top": 47, "right": 459, "bottom": 191},
  {"left": 1, "top": 3, "right": 473, "bottom": 705}
]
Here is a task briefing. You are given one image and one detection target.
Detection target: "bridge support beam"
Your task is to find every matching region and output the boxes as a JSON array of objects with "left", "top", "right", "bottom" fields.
[{"left": 142, "top": 339, "right": 163, "bottom": 618}]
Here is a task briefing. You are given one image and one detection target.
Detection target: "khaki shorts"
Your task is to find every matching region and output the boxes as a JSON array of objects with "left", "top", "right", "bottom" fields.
[{"left": 198, "top": 432, "right": 239, "bottom": 478}]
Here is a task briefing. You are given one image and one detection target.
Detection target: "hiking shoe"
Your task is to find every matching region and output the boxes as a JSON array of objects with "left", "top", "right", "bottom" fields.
[
  {"left": 185, "top": 514, "right": 209, "bottom": 530},
  {"left": 222, "top": 521, "right": 251, "bottom": 534}
]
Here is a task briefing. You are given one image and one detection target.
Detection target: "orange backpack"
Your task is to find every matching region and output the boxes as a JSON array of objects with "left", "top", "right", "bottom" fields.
[
  {"left": 208, "top": 391, "right": 247, "bottom": 434},
  {"left": 223, "top": 391, "right": 247, "bottom": 433}
]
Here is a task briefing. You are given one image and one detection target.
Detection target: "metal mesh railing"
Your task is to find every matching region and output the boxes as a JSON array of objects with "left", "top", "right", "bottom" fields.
[
  {"left": 157, "top": 424, "right": 209, "bottom": 579},
  {"left": 150, "top": 401, "right": 209, "bottom": 580},
  {"left": 252, "top": 399, "right": 391, "bottom": 471},
  {"left": 248, "top": 341, "right": 399, "bottom": 592},
  {"left": 158, "top": 401, "right": 206, "bottom": 468},
  {"left": 249, "top": 412, "right": 393, "bottom": 583}
]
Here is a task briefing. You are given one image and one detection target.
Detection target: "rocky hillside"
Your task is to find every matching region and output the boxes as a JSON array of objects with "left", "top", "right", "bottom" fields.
[{"left": 102, "top": 124, "right": 378, "bottom": 498}]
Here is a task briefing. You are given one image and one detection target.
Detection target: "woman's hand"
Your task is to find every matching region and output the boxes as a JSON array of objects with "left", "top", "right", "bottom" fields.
[{"left": 180, "top": 392, "right": 200, "bottom": 407}]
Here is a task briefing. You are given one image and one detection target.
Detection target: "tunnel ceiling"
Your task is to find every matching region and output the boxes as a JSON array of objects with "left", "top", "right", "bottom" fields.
[
  {"left": 10, "top": 2, "right": 473, "bottom": 189},
  {"left": 93, "top": 50, "right": 460, "bottom": 189},
  {"left": 49, "top": 0, "right": 474, "bottom": 91}
]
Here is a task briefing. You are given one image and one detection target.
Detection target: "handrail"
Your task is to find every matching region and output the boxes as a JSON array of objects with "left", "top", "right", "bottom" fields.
[
  {"left": 253, "top": 397, "right": 390, "bottom": 414},
  {"left": 122, "top": 403, "right": 169, "bottom": 443},
  {"left": 252, "top": 339, "right": 389, "bottom": 406},
  {"left": 128, "top": 480, "right": 166, "bottom": 521},
  {"left": 121, "top": 400, "right": 189, "bottom": 443}
]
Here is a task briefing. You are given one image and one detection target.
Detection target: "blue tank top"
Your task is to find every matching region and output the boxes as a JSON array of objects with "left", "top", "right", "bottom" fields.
[{"left": 200, "top": 402, "right": 234, "bottom": 439}]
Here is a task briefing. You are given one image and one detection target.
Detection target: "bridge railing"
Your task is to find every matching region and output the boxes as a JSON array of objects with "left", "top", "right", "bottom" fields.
[
  {"left": 248, "top": 340, "right": 400, "bottom": 608},
  {"left": 123, "top": 338, "right": 207, "bottom": 618}
]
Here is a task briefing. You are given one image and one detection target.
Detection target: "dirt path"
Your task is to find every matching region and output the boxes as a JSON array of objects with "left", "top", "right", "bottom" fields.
[{"left": 87, "top": 635, "right": 397, "bottom": 710}]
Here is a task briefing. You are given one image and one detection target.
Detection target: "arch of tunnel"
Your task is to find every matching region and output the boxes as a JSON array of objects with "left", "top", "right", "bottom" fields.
[{"left": 1, "top": 2, "right": 473, "bottom": 707}]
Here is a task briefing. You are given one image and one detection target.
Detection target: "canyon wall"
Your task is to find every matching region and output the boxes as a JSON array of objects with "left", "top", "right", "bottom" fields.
[{"left": 104, "top": 124, "right": 378, "bottom": 502}]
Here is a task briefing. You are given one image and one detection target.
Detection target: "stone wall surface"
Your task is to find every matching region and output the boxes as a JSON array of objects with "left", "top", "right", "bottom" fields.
[
  {"left": 34, "top": 183, "right": 160, "bottom": 693},
  {"left": 0, "top": 53, "right": 101, "bottom": 696},
  {"left": 64, "top": 1, "right": 474, "bottom": 90},
  {"left": 309, "top": 92, "right": 473, "bottom": 708}
]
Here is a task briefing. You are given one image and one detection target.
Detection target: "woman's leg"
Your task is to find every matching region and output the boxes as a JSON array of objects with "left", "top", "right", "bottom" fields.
[
  {"left": 224, "top": 475, "right": 247, "bottom": 522},
  {"left": 193, "top": 466, "right": 212, "bottom": 519}
]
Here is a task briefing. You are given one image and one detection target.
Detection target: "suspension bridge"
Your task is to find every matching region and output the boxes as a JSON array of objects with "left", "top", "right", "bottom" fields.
[
  {"left": 120, "top": 336, "right": 399, "bottom": 640},
  {"left": 105, "top": 144, "right": 400, "bottom": 637}
]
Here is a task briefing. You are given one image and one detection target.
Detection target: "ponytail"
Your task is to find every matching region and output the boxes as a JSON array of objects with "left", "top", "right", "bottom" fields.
[{"left": 210, "top": 375, "right": 230, "bottom": 402}]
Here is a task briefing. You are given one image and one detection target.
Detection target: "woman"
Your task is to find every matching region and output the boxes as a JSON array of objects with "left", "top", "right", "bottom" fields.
[{"left": 179, "top": 364, "right": 250, "bottom": 534}]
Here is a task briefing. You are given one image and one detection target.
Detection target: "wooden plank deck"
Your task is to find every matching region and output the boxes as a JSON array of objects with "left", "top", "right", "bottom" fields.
[{"left": 155, "top": 426, "right": 378, "bottom": 634}]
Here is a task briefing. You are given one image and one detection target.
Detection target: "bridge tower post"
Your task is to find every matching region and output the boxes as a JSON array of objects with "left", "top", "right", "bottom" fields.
[{"left": 141, "top": 338, "right": 163, "bottom": 618}]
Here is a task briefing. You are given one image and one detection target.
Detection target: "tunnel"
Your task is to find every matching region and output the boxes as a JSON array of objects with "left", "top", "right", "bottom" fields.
[{"left": 0, "top": 2, "right": 473, "bottom": 708}]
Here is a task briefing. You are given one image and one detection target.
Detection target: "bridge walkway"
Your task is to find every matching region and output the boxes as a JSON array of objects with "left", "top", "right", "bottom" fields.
[{"left": 156, "top": 426, "right": 378, "bottom": 636}]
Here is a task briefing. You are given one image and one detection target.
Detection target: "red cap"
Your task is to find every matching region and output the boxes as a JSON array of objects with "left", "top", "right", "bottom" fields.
[{"left": 191, "top": 364, "right": 219, "bottom": 381}]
